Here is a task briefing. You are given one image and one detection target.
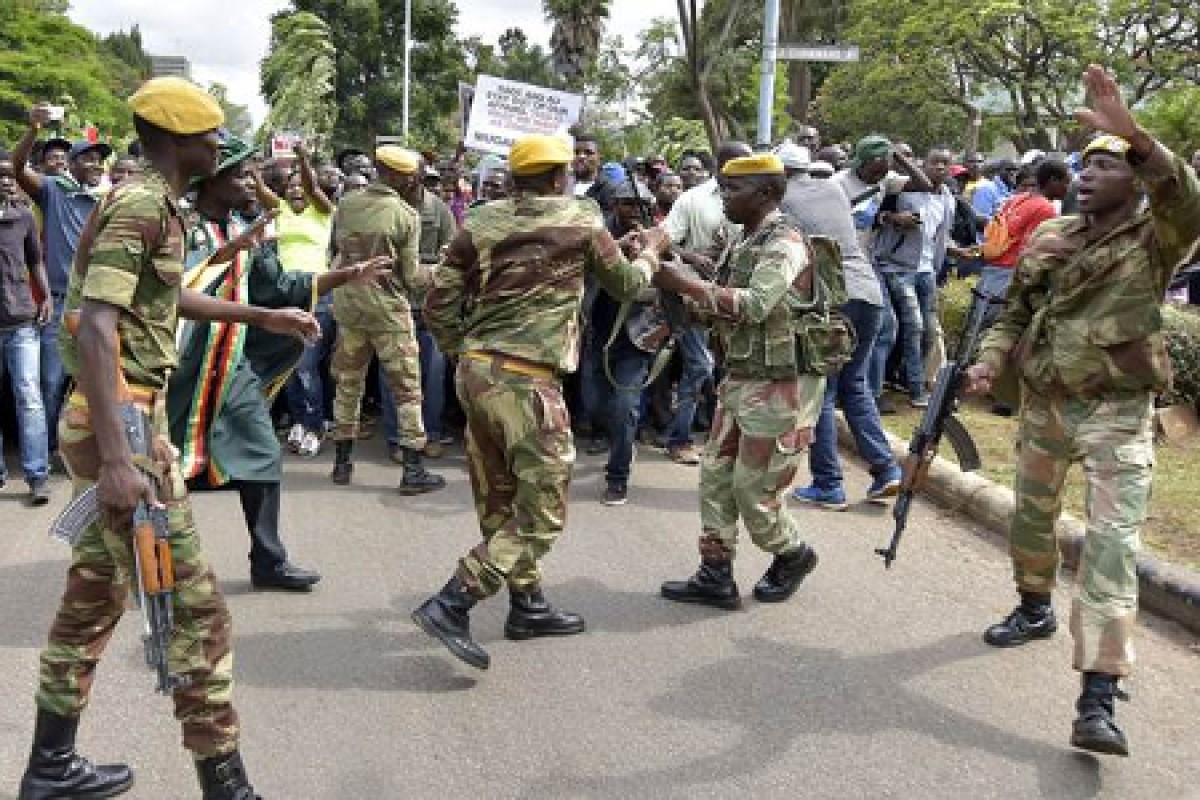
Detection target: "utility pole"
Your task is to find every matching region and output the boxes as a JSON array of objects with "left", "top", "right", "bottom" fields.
[
  {"left": 402, "top": 0, "right": 412, "bottom": 140},
  {"left": 756, "top": 0, "right": 781, "bottom": 146}
]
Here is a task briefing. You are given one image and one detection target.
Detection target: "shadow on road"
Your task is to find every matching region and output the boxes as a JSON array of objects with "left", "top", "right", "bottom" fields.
[{"left": 512, "top": 633, "right": 1103, "bottom": 800}]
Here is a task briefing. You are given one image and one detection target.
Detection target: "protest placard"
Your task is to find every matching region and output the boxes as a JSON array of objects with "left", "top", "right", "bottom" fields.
[{"left": 464, "top": 75, "right": 582, "bottom": 156}]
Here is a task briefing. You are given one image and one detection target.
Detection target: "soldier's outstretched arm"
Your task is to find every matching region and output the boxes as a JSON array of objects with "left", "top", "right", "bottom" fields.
[{"left": 586, "top": 227, "right": 661, "bottom": 302}]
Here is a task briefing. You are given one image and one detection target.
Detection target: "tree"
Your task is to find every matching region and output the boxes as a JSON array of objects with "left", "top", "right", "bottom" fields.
[
  {"left": 1138, "top": 85, "right": 1200, "bottom": 157},
  {"left": 0, "top": 3, "right": 133, "bottom": 144},
  {"left": 208, "top": 83, "right": 254, "bottom": 139},
  {"left": 544, "top": 0, "right": 611, "bottom": 90},
  {"left": 816, "top": 0, "right": 1200, "bottom": 154},
  {"left": 284, "top": 0, "right": 471, "bottom": 152},
  {"left": 260, "top": 11, "right": 337, "bottom": 154}
]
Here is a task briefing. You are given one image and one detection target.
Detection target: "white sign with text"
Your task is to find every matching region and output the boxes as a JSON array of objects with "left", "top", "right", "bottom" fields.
[{"left": 464, "top": 75, "right": 582, "bottom": 156}]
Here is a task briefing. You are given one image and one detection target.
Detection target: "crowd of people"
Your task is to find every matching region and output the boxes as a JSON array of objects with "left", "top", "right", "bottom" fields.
[{"left": 3, "top": 63, "right": 1198, "bottom": 798}]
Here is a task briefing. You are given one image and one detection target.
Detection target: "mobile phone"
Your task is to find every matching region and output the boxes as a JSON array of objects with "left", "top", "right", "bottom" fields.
[{"left": 44, "top": 105, "right": 65, "bottom": 121}]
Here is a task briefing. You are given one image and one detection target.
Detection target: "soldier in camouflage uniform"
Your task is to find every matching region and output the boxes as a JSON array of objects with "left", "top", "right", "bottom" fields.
[
  {"left": 18, "top": 78, "right": 318, "bottom": 800},
  {"left": 966, "top": 65, "right": 1200, "bottom": 757},
  {"left": 328, "top": 145, "right": 444, "bottom": 493},
  {"left": 412, "top": 134, "right": 667, "bottom": 670},
  {"left": 652, "top": 153, "right": 825, "bottom": 611}
]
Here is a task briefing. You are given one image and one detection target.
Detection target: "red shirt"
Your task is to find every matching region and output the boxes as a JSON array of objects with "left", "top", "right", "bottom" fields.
[{"left": 988, "top": 192, "right": 1058, "bottom": 268}]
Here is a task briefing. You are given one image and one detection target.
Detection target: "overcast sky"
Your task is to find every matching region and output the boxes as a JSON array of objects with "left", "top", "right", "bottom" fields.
[{"left": 68, "top": 0, "right": 669, "bottom": 125}]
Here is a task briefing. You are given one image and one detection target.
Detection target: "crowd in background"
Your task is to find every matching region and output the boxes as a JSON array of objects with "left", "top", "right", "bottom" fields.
[{"left": 3, "top": 101, "right": 1200, "bottom": 513}]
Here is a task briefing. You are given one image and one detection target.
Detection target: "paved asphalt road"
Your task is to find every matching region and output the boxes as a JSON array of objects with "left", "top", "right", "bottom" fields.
[{"left": 1, "top": 436, "right": 1198, "bottom": 800}]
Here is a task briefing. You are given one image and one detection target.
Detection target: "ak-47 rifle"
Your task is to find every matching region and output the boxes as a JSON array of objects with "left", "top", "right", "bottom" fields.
[
  {"left": 50, "top": 312, "right": 189, "bottom": 695},
  {"left": 875, "top": 287, "right": 1005, "bottom": 568}
]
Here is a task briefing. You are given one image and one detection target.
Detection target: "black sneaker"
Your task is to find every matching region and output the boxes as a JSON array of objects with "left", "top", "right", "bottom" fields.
[
  {"left": 602, "top": 484, "right": 628, "bottom": 506},
  {"left": 983, "top": 600, "right": 1057, "bottom": 647}
]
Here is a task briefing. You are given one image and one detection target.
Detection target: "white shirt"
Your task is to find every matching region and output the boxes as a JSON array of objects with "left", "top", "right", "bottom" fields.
[{"left": 662, "top": 178, "right": 738, "bottom": 252}]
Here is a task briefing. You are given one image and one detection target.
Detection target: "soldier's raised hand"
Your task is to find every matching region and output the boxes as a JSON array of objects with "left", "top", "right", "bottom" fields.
[{"left": 1076, "top": 65, "right": 1143, "bottom": 145}]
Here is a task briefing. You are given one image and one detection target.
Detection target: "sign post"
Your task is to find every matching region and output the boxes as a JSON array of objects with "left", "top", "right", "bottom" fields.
[{"left": 776, "top": 43, "right": 861, "bottom": 63}]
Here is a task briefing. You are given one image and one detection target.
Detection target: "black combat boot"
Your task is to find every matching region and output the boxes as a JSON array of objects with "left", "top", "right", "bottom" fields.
[
  {"left": 983, "top": 591, "right": 1057, "bottom": 647},
  {"left": 412, "top": 575, "right": 490, "bottom": 669},
  {"left": 1070, "top": 672, "right": 1129, "bottom": 756},
  {"left": 661, "top": 535, "right": 741, "bottom": 610},
  {"left": 18, "top": 708, "right": 134, "bottom": 799},
  {"left": 397, "top": 447, "right": 446, "bottom": 495},
  {"left": 330, "top": 440, "right": 353, "bottom": 485},
  {"left": 504, "top": 587, "right": 586, "bottom": 640},
  {"left": 753, "top": 544, "right": 819, "bottom": 603},
  {"left": 195, "top": 749, "right": 261, "bottom": 800}
]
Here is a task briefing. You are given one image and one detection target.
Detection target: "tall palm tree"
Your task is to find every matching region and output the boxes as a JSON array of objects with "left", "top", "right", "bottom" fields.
[
  {"left": 544, "top": 0, "right": 611, "bottom": 90},
  {"left": 260, "top": 11, "right": 337, "bottom": 152}
]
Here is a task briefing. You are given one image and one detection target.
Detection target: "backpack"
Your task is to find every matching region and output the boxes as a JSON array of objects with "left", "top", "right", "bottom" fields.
[{"left": 980, "top": 194, "right": 1032, "bottom": 260}]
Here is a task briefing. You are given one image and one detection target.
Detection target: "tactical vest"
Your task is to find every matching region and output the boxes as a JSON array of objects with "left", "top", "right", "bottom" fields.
[
  {"left": 720, "top": 217, "right": 806, "bottom": 379},
  {"left": 719, "top": 219, "right": 855, "bottom": 380}
]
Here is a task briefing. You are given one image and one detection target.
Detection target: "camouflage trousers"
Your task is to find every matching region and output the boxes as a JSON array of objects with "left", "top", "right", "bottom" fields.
[
  {"left": 454, "top": 356, "right": 574, "bottom": 598},
  {"left": 37, "top": 391, "right": 239, "bottom": 757},
  {"left": 331, "top": 322, "right": 426, "bottom": 449},
  {"left": 699, "top": 376, "right": 825, "bottom": 559},
  {"left": 1010, "top": 387, "right": 1153, "bottom": 676}
]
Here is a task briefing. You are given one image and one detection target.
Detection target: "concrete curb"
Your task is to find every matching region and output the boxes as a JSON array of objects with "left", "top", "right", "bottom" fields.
[{"left": 836, "top": 417, "right": 1200, "bottom": 637}]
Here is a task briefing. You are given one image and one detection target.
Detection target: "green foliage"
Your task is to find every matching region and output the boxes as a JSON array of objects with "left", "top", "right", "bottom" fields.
[
  {"left": 284, "top": 0, "right": 470, "bottom": 153},
  {"left": 544, "top": 0, "right": 611, "bottom": 89},
  {"left": 1137, "top": 86, "right": 1200, "bottom": 159},
  {"left": 261, "top": 11, "right": 337, "bottom": 154},
  {"left": 464, "top": 29, "right": 560, "bottom": 89},
  {"left": 0, "top": 4, "right": 133, "bottom": 146},
  {"left": 817, "top": 0, "right": 1200, "bottom": 154},
  {"left": 1161, "top": 305, "right": 1200, "bottom": 408}
]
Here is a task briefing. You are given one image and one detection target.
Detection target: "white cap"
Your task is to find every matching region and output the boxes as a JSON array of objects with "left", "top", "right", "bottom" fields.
[
  {"left": 1020, "top": 149, "right": 1046, "bottom": 165},
  {"left": 774, "top": 143, "right": 811, "bottom": 170},
  {"left": 808, "top": 160, "right": 835, "bottom": 178}
]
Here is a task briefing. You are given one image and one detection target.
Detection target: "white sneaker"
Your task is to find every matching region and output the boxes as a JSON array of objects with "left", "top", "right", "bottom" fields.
[
  {"left": 286, "top": 424, "right": 305, "bottom": 452},
  {"left": 298, "top": 431, "right": 322, "bottom": 457}
]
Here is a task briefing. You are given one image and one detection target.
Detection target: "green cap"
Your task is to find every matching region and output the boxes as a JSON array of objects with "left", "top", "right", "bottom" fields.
[{"left": 851, "top": 134, "right": 891, "bottom": 167}]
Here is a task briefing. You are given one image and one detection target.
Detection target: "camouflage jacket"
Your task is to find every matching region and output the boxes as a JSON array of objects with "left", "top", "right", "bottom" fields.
[
  {"left": 691, "top": 211, "right": 814, "bottom": 380},
  {"left": 978, "top": 144, "right": 1200, "bottom": 396},
  {"left": 425, "top": 195, "right": 656, "bottom": 373},
  {"left": 331, "top": 183, "right": 423, "bottom": 329},
  {"left": 60, "top": 169, "right": 184, "bottom": 390}
]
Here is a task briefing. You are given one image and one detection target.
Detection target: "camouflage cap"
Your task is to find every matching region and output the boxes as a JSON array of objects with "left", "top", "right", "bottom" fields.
[{"left": 128, "top": 77, "right": 224, "bottom": 134}]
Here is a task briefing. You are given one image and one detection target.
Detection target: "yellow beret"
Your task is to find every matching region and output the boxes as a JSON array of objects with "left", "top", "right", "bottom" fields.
[
  {"left": 509, "top": 134, "right": 573, "bottom": 176},
  {"left": 376, "top": 145, "right": 420, "bottom": 174},
  {"left": 128, "top": 77, "right": 224, "bottom": 135},
  {"left": 1082, "top": 134, "right": 1131, "bottom": 160},
  {"left": 721, "top": 154, "right": 785, "bottom": 177}
]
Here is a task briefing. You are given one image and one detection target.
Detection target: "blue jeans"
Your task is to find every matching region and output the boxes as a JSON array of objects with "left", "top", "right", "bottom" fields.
[
  {"left": 664, "top": 325, "right": 714, "bottom": 446},
  {"left": 0, "top": 324, "right": 49, "bottom": 485},
  {"left": 869, "top": 276, "right": 897, "bottom": 399},
  {"left": 977, "top": 265, "right": 1015, "bottom": 327},
  {"left": 882, "top": 271, "right": 937, "bottom": 400},
  {"left": 602, "top": 335, "right": 654, "bottom": 486},
  {"left": 40, "top": 295, "right": 67, "bottom": 452},
  {"left": 285, "top": 304, "right": 336, "bottom": 432},
  {"left": 809, "top": 301, "right": 897, "bottom": 490},
  {"left": 382, "top": 325, "right": 444, "bottom": 447}
]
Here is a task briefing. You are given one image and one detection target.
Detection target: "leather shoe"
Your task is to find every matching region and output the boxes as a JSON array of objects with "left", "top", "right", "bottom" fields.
[
  {"left": 504, "top": 588, "right": 585, "bottom": 640},
  {"left": 661, "top": 562, "right": 741, "bottom": 610},
  {"left": 251, "top": 563, "right": 322, "bottom": 591},
  {"left": 753, "top": 545, "right": 818, "bottom": 603}
]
